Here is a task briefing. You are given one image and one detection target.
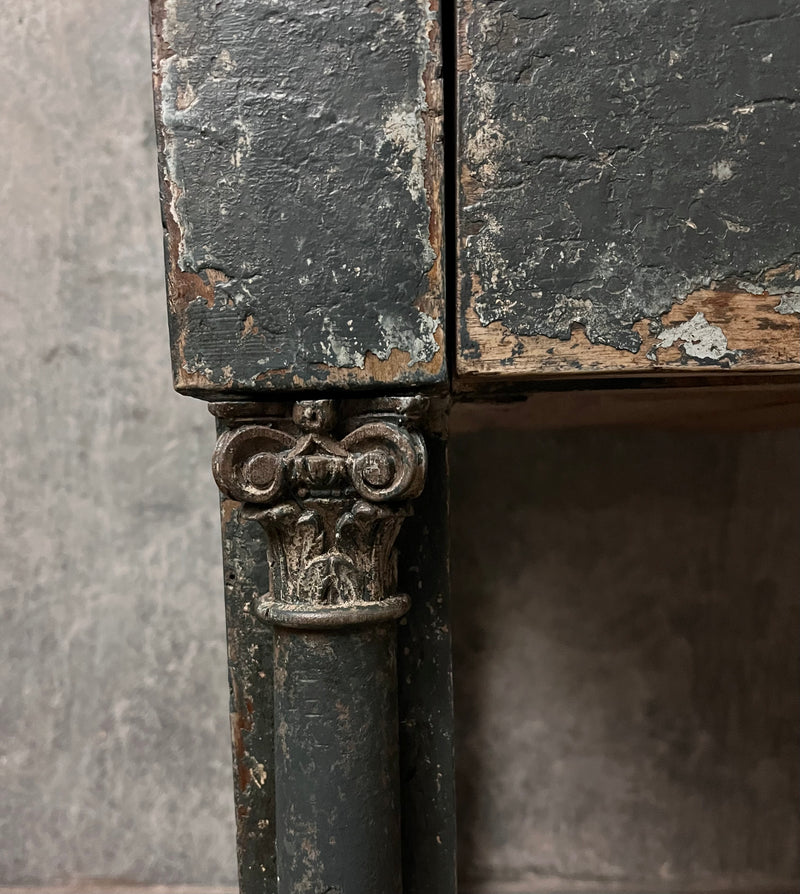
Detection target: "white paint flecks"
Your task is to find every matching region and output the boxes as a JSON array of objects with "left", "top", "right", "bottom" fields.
[
  {"left": 465, "top": 80, "right": 506, "bottom": 175},
  {"left": 231, "top": 117, "right": 252, "bottom": 170},
  {"left": 377, "top": 310, "right": 441, "bottom": 365},
  {"left": 723, "top": 219, "right": 751, "bottom": 233},
  {"left": 656, "top": 312, "right": 736, "bottom": 362},
  {"left": 711, "top": 160, "right": 734, "bottom": 181},
  {"left": 379, "top": 100, "right": 436, "bottom": 272},
  {"left": 381, "top": 105, "right": 426, "bottom": 205},
  {"left": 319, "top": 310, "right": 440, "bottom": 368},
  {"left": 319, "top": 315, "right": 365, "bottom": 368},
  {"left": 775, "top": 292, "right": 800, "bottom": 314}
]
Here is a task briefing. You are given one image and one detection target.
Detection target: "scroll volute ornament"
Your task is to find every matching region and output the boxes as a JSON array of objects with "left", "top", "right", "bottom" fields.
[{"left": 212, "top": 400, "right": 427, "bottom": 628}]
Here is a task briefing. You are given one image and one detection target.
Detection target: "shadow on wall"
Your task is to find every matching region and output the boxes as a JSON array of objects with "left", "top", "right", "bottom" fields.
[{"left": 451, "top": 426, "right": 800, "bottom": 894}]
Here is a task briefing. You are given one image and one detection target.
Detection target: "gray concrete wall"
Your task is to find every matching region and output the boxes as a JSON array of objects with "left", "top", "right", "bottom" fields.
[
  {"left": 0, "top": 1, "right": 797, "bottom": 891},
  {"left": 0, "top": 1, "right": 236, "bottom": 885}
]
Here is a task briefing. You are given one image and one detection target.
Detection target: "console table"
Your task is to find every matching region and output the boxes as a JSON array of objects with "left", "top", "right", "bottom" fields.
[{"left": 148, "top": 2, "right": 800, "bottom": 891}]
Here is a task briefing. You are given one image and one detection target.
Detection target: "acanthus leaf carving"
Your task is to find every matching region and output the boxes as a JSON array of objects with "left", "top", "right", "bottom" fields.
[{"left": 212, "top": 399, "right": 427, "bottom": 628}]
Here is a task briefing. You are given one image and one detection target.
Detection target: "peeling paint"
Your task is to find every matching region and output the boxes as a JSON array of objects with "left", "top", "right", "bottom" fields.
[
  {"left": 382, "top": 105, "right": 427, "bottom": 207},
  {"left": 152, "top": 0, "right": 445, "bottom": 396},
  {"left": 711, "top": 160, "right": 734, "bottom": 181},
  {"left": 317, "top": 310, "right": 440, "bottom": 370},
  {"left": 458, "top": 0, "right": 800, "bottom": 377},
  {"left": 655, "top": 312, "right": 738, "bottom": 363},
  {"left": 775, "top": 293, "right": 800, "bottom": 314},
  {"left": 377, "top": 310, "right": 441, "bottom": 365}
]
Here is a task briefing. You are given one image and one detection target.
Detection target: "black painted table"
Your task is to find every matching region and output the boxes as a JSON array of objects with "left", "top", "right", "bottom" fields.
[{"left": 148, "top": 2, "right": 800, "bottom": 891}]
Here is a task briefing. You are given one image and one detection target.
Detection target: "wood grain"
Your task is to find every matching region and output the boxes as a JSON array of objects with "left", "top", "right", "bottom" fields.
[{"left": 459, "top": 284, "right": 800, "bottom": 384}]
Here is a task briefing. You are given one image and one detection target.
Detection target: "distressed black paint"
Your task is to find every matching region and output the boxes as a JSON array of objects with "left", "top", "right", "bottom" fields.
[
  {"left": 220, "top": 495, "right": 277, "bottom": 893},
  {"left": 215, "top": 405, "right": 455, "bottom": 894},
  {"left": 151, "top": 0, "right": 445, "bottom": 397},
  {"left": 274, "top": 625, "right": 402, "bottom": 894},
  {"left": 458, "top": 0, "right": 800, "bottom": 362},
  {"left": 396, "top": 433, "right": 457, "bottom": 894}
]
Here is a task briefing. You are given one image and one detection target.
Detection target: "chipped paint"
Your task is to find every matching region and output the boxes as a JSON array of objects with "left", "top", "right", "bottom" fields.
[
  {"left": 319, "top": 309, "right": 440, "bottom": 369},
  {"left": 377, "top": 310, "right": 440, "bottom": 365},
  {"left": 776, "top": 293, "right": 800, "bottom": 314},
  {"left": 457, "top": 282, "right": 800, "bottom": 382},
  {"left": 655, "top": 312, "right": 737, "bottom": 363},
  {"left": 382, "top": 105, "right": 427, "bottom": 207},
  {"left": 151, "top": 0, "right": 445, "bottom": 397},
  {"left": 711, "top": 160, "right": 735, "bottom": 181},
  {"left": 457, "top": 0, "right": 800, "bottom": 380}
]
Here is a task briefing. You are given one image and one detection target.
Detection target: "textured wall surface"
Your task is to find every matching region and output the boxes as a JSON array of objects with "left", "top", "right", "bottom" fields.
[
  {"left": 0, "top": 1, "right": 237, "bottom": 885},
  {"left": 452, "top": 428, "right": 800, "bottom": 893},
  {"left": 0, "top": 1, "right": 798, "bottom": 891}
]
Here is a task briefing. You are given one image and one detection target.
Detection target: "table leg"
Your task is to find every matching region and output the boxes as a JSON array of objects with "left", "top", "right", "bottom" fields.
[{"left": 211, "top": 397, "right": 452, "bottom": 894}]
